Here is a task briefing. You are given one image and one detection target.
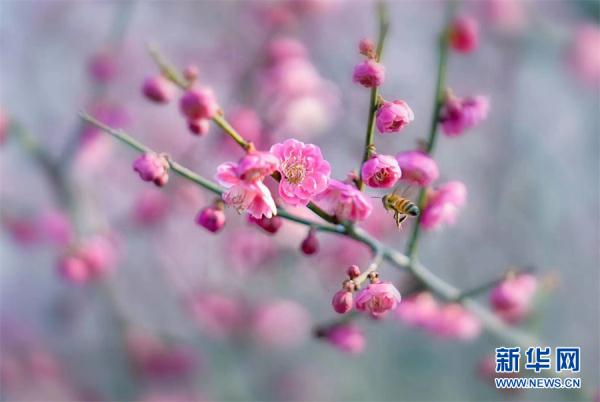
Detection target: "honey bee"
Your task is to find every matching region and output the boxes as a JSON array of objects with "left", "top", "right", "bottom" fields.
[{"left": 381, "top": 187, "right": 420, "bottom": 228}]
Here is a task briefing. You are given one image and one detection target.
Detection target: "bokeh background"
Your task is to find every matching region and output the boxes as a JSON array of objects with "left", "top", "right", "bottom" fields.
[{"left": 1, "top": 0, "right": 598, "bottom": 401}]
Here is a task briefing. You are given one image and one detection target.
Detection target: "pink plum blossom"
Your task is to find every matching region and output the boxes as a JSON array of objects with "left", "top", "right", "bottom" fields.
[
  {"left": 352, "top": 59, "right": 385, "bottom": 88},
  {"left": 375, "top": 100, "right": 415, "bottom": 133},
  {"left": 361, "top": 154, "right": 402, "bottom": 188},
  {"left": 395, "top": 151, "right": 439, "bottom": 187},
  {"left": 215, "top": 151, "right": 279, "bottom": 218},
  {"left": 420, "top": 181, "right": 467, "bottom": 230},
  {"left": 355, "top": 281, "right": 401, "bottom": 317},
  {"left": 449, "top": 16, "right": 480, "bottom": 53},
  {"left": 331, "top": 290, "right": 353, "bottom": 314},
  {"left": 270, "top": 139, "right": 331, "bottom": 206},
  {"left": 490, "top": 273, "right": 538, "bottom": 323},
  {"left": 440, "top": 94, "right": 489, "bottom": 136},
  {"left": 142, "top": 75, "right": 176, "bottom": 103},
  {"left": 133, "top": 152, "right": 170, "bottom": 187},
  {"left": 39, "top": 209, "right": 73, "bottom": 246},
  {"left": 315, "top": 179, "right": 372, "bottom": 222},
  {"left": 179, "top": 86, "right": 219, "bottom": 120},
  {"left": 183, "top": 64, "right": 199, "bottom": 82},
  {"left": 323, "top": 324, "right": 365, "bottom": 354}
]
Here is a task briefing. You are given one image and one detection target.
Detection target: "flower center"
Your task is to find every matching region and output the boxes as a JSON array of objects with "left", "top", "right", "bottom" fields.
[{"left": 282, "top": 159, "right": 306, "bottom": 185}]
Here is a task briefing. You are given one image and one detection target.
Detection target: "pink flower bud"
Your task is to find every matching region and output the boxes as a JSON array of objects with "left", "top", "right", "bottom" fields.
[
  {"left": 142, "top": 75, "right": 176, "bottom": 103},
  {"left": 358, "top": 38, "right": 376, "bottom": 58},
  {"left": 248, "top": 215, "right": 283, "bottom": 234},
  {"left": 133, "top": 153, "right": 170, "bottom": 187},
  {"left": 78, "top": 235, "right": 118, "bottom": 278},
  {"left": 196, "top": 206, "right": 226, "bottom": 233},
  {"left": 361, "top": 154, "right": 402, "bottom": 188},
  {"left": 449, "top": 16, "right": 480, "bottom": 53},
  {"left": 376, "top": 100, "right": 415, "bottom": 133},
  {"left": 183, "top": 65, "right": 199, "bottom": 82},
  {"left": 395, "top": 151, "right": 439, "bottom": 187},
  {"left": 179, "top": 87, "right": 219, "bottom": 120},
  {"left": 332, "top": 290, "right": 353, "bottom": 314},
  {"left": 352, "top": 59, "right": 385, "bottom": 88},
  {"left": 300, "top": 229, "right": 319, "bottom": 255},
  {"left": 347, "top": 265, "right": 361, "bottom": 279},
  {"left": 188, "top": 119, "right": 210, "bottom": 136},
  {"left": 323, "top": 324, "right": 365, "bottom": 354}
]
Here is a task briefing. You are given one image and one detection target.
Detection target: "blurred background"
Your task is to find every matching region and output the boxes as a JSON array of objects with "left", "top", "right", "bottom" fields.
[{"left": 0, "top": 0, "right": 598, "bottom": 401}]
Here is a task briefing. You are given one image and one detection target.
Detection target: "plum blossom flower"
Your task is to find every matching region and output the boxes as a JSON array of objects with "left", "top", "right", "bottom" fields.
[
  {"left": 57, "top": 235, "right": 118, "bottom": 284},
  {"left": 395, "top": 151, "right": 439, "bottom": 187},
  {"left": 490, "top": 273, "right": 538, "bottom": 323},
  {"left": 215, "top": 151, "right": 279, "bottom": 218},
  {"left": 355, "top": 282, "right": 401, "bottom": 317},
  {"left": 375, "top": 100, "right": 415, "bottom": 133},
  {"left": 270, "top": 139, "right": 331, "bottom": 206},
  {"left": 133, "top": 153, "right": 170, "bottom": 187},
  {"left": 420, "top": 181, "right": 467, "bottom": 230},
  {"left": 248, "top": 214, "right": 283, "bottom": 234},
  {"left": 440, "top": 94, "right": 489, "bottom": 136},
  {"left": 449, "top": 16, "right": 480, "bottom": 53},
  {"left": 361, "top": 154, "right": 402, "bottom": 188},
  {"left": 179, "top": 86, "right": 219, "bottom": 120},
  {"left": 315, "top": 179, "right": 372, "bottom": 222},
  {"left": 323, "top": 324, "right": 365, "bottom": 354},
  {"left": 352, "top": 59, "right": 385, "bottom": 88}
]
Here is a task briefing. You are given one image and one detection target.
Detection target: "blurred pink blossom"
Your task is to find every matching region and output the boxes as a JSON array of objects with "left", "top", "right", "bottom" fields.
[
  {"left": 179, "top": 86, "right": 219, "bottom": 120},
  {"left": 440, "top": 94, "right": 489, "bottom": 136},
  {"left": 490, "top": 273, "right": 538, "bottom": 323},
  {"left": 251, "top": 300, "right": 311, "bottom": 349},
  {"left": 323, "top": 324, "right": 365, "bottom": 354},
  {"left": 430, "top": 303, "right": 482, "bottom": 341},
  {"left": 189, "top": 292, "right": 244, "bottom": 339},
  {"left": 142, "top": 75, "right": 176, "bottom": 103},
  {"left": 420, "top": 181, "right": 467, "bottom": 230},
  {"left": 395, "top": 151, "right": 439, "bottom": 187},
  {"left": 449, "top": 16, "right": 480, "bottom": 53},
  {"left": 132, "top": 189, "right": 170, "bottom": 226},
  {"left": 567, "top": 24, "right": 600, "bottom": 86},
  {"left": 396, "top": 291, "right": 440, "bottom": 328},
  {"left": 315, "top": 179, "right": 372, "bottom": 222}
]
